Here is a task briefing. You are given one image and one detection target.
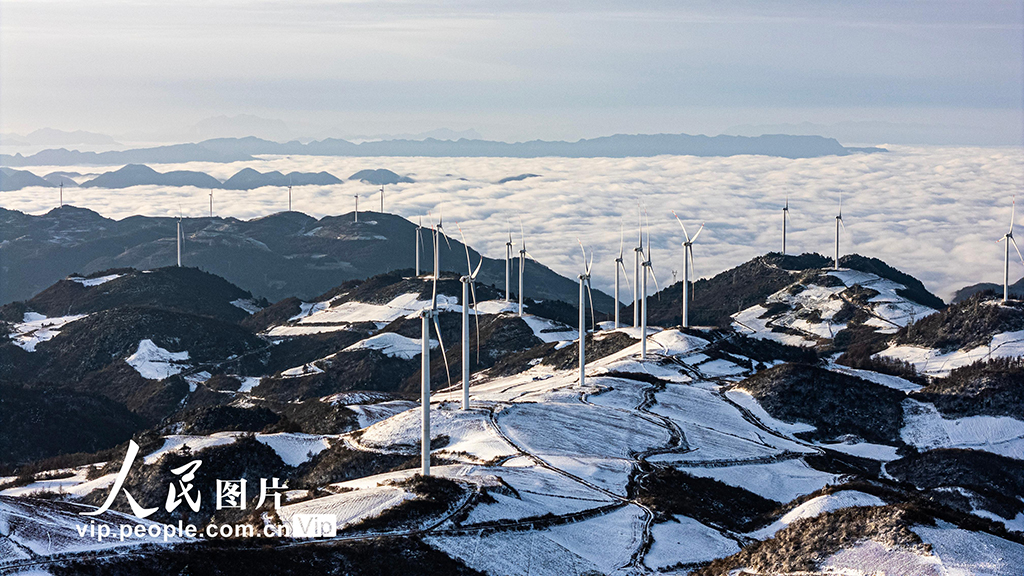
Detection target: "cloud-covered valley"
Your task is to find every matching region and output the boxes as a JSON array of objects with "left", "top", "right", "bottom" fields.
[{"left": 2, "top": 145, "right": 1021, "bottom": 301}]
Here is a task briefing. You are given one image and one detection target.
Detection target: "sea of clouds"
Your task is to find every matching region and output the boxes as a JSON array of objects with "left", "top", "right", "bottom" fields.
[{"left": 3, "top": 145, "right": 1022, "bottom": 301}]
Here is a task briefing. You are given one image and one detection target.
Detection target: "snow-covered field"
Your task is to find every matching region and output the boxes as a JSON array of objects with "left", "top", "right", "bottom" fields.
[
  {"left": 878, "top": 329, "right": 1024, "bottom": 378},
  {"left": 900, "top": 398, "right": 1024, "bottom": 459},
  {"left": 5, "top": 310, "right": 1022, "bottom": 573},
  {"left": 732, "top": 267, "right": 939, "bottom": 347},
  {"left": 8, "top": 312, "right": 87, "bottom": 352}
]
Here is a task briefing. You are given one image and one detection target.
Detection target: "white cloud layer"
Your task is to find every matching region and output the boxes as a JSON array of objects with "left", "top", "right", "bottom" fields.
[{"left": 2, "top": 145, "right": 1022, "bottom": 301}]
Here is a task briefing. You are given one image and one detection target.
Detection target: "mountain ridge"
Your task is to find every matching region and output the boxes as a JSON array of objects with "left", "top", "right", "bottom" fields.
[{"left": 1, "top": 132, "right": 880, "bottom": 167}]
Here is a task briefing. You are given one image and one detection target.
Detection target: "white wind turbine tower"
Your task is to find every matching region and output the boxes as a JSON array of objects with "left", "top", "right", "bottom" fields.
[
  {"left": 998, "top": 198, "right": 1024, "bottom": 302},
  {"left": 419, "top": 216, "right": 454, "bottom": 476},
  {"left": 176, "top": 211, "right": 183, "bottom": 267},
  {"left": 458, "top": 224, "right": 483, "bottom": 409},
  {"left": 505, "top": 224, "right": 514, "bottom": 302},
  {"left": 288, "top": 184, "right": 293, "bottom": 212},
  {"left": 415, "top": 217, "right": 423, "bottom": 276},
  {"left": 379, "top": 184, "right": 385, "bottom": 212},
  {"left": 834, "top": 194, "right": 845, "bottom": 271},
  {"left": 613, "top": 223, "right": 632, "bottom": 329},
  {"left": 209, "top": 190, "right": 214, "bottom": 218},
  {"left": 517, "top": 220, "right": 535, "bottom": 317},
  {"left": 354, "top": 195, "right": 359, "bottom": 223},
  {"left": 672, "top": 211, "right": 704, "bottom": 329},
  {"left": 576, "top": 239, "right": 595, "bottom": 386},
  {"left": 639, "top": 211, "right": 660, "bottom": 360},
  {"left": 782, "top": 195, "right": 789, "bottom": 255},
  {"left": 634, "top": 203, "right": 643, "bottom": 328}
]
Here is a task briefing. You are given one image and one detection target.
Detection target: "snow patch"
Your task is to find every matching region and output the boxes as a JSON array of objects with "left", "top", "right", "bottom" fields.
[
  {"left": 9, "top": 312, "right": 87, "bottom": 352},
  {"left": 125, "top": 339, "right": 190, "bottom": 380},
  {"left": 344, "top": 332, "right": 435, "bottom": 360},
  {"left": 68, "top": 273, "right": 123, "bottom": 287},
  {"left": 229, "top": 298, "right": 262, "bottom": 314},
  {"left": 900, "top": 398, "right": 1024, "bottom": 458}
]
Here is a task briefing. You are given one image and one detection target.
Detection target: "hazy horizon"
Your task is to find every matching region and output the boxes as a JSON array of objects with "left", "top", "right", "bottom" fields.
[{"left": 1, "top": 1, "right": 1022, "bottom": 146}]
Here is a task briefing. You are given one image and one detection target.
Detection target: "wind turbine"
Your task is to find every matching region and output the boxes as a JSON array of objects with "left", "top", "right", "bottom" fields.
[
  {"left": 458, "top": 224, "right": 483, "bottom": 409},
  {"left": 354, "top": 195, "right": 359, "bottom": 223},
  {"left": 639, "top": 210, "right": 660, "bottom": 360},
  {"left": 672, "top": 211, "right": 704, "bottom": 329},
  {"left": 634, "top": 201, "right": 643, "bottom": 327},
  {"left": 379, "top": 184, "right": 385, "bottom": 213},
  {"left": 517, "top": 220, "right": 535, "bottom": 317},
  {"left": 834, "top": 194, "right": 845, "bottom": 271},
  {"left": 288, "top": 184, "right": 292, "bottom": 212},
  {"left": 505, "top": 223, "right": 514, "bottom": 302},
  {"left": 576, "top": 240, "right": 595, "bottom": 386},
  {"left": 176, "top": 210, "right": 183, "bottom": 267},
  {"left": 209, "top": 190, "right": 214, "bottom": 218},
  {"left": 419, "top": 216, "right": 454, "bottom": 476},
  {"left": 613, "top": 223, "right": 632, "bottom": 329},
  {"left": 782, "top": 194, "right": 789, "bottom": 255},
  {"left": 59, "top": 182, "right": 63, "bottom": 208},
  {"left": 998, "top": 198, "right": 1024, "bottom": 302},
  {"left": 415, "top": 217, "right": 423, "bottom": 276}
]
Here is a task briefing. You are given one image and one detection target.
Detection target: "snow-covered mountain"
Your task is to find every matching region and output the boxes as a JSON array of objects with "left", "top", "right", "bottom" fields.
[{"left": 2, "top": 253, "right": 1023, "bottom": 575}]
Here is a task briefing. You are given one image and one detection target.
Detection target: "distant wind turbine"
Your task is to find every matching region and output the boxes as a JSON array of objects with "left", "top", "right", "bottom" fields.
[
  {"left": 505, "top": 222, "right": 514, "bottom": 302},
  {"left": 640, "top": 209, "right": 660, "bottom": 360},
  {"left": 613, "top": 222, "right": 632, "bottom": 329},
  {"left": 176, "top": 210, "right": 183, "bottom": 267},
  {"left": 288, "top": 184, "right": 292, "bottom": 212},
  {"left": 59, "top": 182, "right": 63, "bottom": 208},
  {"left": 354, "top": 195, "right": 359, "bottom": 222},
  {"left": 576, "top": 239, "right": 595, "bottom": 386},
  {"left": 209, "top": 190, "right": 214, "bottom": 218},
  {"left": 782, "top": 194, "right": 789, "bottom": 255},
  {"left": 415, "top": 217, "right": 423, "bottom": 276},
  {"left": 834, "top": 194, "right": 845, "bottom": 271},
  {"left": 517, "top": 219, "right": 536, "bottom": 317},
  {"left": 998, "top": 197, "right": 1024, "bottom": 302},
  {"left": 672, "top": 212, "right": 704, "bottom": 329},
  {"left": 379, "top": 184, "right": 385, "bottom": 213},
  {"left": 634, "top": 201, "right": 643, "bottom": 328},
  {"left": 458, "top": 224, "right": 483, "bottom": 409}
]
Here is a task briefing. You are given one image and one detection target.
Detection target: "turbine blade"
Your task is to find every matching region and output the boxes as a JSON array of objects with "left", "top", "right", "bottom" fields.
[
  {"left": 458, "top": 223, "right": 472, "bottom": 275},
  {"left": 471, "top": 257, "right": 483, "bottom": 279},
  {"left": 586, "top": 281, "right": 596, "bottom": 332},
  {"left": 650, "top": 266, "right": 661, "bottom": 293},
  {"left": 1011, "top": 197, "right": 1017, "bottom": 234},
  {"left": 671, "top": 210, "right": 690, "bottom": 241},
  {"left": 577, "top": 237, "right": 587, "bottom": 266},
  {"left": 470, "top": 282, "right": 481, "bottom": 364},
  {"left": 432, "top": 316, "right": 454, "bottom": 390},
  {"left": 586, "top": 252, "right": 594, "bottom": 276},
  {"left": 690, "top": 222, "right": 705, "bottom": 243},
  {"left": 1012, "top": 237, "right": 1024, "bottom": 267},
  {"left": 619, "top": 221, "right": 625, "bottom": 258},
  {"left": 618, "top": 260, "right": 633, "bottom": 293}
]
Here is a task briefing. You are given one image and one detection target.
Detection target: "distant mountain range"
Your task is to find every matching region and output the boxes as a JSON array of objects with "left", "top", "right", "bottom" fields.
[
  {"left": 0, "top": 133, "right": 881, "bottom": 167},
  {"left": 0, "top": 206, "right": 614, "bottom": 311},
  {"left": 1, "top": 128, "right": 119, "bottom": 147},
  {"left": 0, "top": 165, "right": 355, "bottom": 191},
  {"left": 0, "top": 167, "right": 53, "bottom": 191}
]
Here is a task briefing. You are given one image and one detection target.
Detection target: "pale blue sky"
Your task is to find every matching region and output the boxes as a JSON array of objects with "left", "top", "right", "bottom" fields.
[{"left": 1, "top": 0, "right": 1021, "bottom": 143}]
